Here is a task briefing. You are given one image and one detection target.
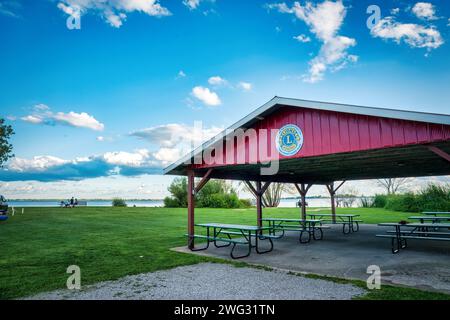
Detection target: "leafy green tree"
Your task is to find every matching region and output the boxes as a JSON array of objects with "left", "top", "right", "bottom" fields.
[
  {"left": 164, "top": 177, "right": 188, "bottom": 207},
  {"left": 164, "top": 178, "right": 249, "bottom": 208},
  {"left": 112, "top": 198, "right": 127, "bottom": 207},
  {"left": 0, "top": 118, "right": 14, "bottom": 167}
]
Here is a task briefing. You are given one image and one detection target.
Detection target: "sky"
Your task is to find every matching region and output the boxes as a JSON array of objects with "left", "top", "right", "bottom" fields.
[{"left": 0, "top": 0, "right": 449, "bottom": 199}]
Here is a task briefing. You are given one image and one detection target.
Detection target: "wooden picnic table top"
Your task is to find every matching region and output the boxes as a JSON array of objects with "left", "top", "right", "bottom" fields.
[
  {"left": 261, "top": 218, "right": 322, "bottom": 223},
  {"left": 195, "top": 223, "right": 269, "bottom": 231},
  {"left": 307, "top": 213, "right": 360, "bottom": 218},
  {"left": 422, "top": 212, "right": 450, "bottom": 215},
  {"left": 379, "top": 222, "right": 450, "bottom": 228},
  {"left": 409, "top": 216, "right": 450, "bottom": 220}
]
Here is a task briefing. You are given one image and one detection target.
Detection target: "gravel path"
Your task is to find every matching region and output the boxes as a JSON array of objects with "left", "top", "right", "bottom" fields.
[{"left": 25, "top": 263, "right": 366, "bottom": 300}]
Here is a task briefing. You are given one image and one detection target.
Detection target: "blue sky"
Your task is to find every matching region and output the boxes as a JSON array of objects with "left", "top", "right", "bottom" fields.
[{"left": 0, "top": 0, "right": 449, "bottom": 199}]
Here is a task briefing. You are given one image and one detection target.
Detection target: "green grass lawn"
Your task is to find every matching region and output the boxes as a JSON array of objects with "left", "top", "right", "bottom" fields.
[{"left": 0, "top": 206, "right": 448, "bottom": 300}]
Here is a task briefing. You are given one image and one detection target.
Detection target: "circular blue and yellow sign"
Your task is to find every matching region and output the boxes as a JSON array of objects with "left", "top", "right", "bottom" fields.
[{"left": 276, "top": 124, "right": 304, "bottom": 156}]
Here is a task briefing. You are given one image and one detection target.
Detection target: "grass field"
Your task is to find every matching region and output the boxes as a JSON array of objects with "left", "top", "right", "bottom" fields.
[{"left": 0, "top": 206, "right": 448, "bottom": 300}]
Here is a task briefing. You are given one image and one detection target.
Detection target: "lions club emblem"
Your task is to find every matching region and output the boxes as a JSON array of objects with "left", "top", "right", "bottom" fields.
[{"left": 276, "top": 124, "right": 304, "bottom": 156}]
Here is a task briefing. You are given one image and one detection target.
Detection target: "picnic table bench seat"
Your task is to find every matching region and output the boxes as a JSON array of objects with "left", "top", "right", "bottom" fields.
[
  {"left": 306, "top": 214, "right": 362, "bottom": 234},
  {"left": 186, "top": 234, "right": 248, "bottom": 244},
  {"left": 187, "top": 223, "right": 275, "bottom": 259},
  {"left": 218, "top": 230, "right": 280, "bottom": 239},
  {"left": 261, "top": 218, "right": 327, "bottom": 243},
  {"left": 377, "top": 222, "right": 450, "bottom": 253},
  {"left": 377, "top": 234, "right": 450, "bottom": 241}
]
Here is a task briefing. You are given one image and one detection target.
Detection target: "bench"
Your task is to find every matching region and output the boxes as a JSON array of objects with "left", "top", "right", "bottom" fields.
[
  {"left": 186, "top": 234, "right": 248, "bottom": 244},
  {"left": 270, "top": 225, "right": 329, "bottom": 243},
  {"left": 188, "top": 223, "right": 275, "bottom": 259},
  {"left": 386, "top": 230, "right": 450, "bottom": 236},
  {"left": 377, "top": 222, "right": 450, "bottom": 253},
  {"left": 218, "top": 230, "right": 280, "bottom": 239},
  {"left": 377, "top": 234, "right": 450, "bottom": 242},
  {"left": 319, "top": 219, "right": 363, "bottom": 234}
]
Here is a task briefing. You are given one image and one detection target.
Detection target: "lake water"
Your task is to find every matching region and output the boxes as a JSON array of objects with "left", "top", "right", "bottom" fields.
[
  {"left": 8, "top": 200, "right": 165, "bottom": 207},
  {"left": 7, "top": 198, "right": 354, "bottom": 208}
]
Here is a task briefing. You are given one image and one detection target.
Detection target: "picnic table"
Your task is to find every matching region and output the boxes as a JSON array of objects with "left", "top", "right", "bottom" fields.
[
  {"left": 261, "top": 218, "right": 327, "bottom": 243},
  {"left": 422, "top": 212, "right": 450, "bottom": 216},
  {"left": 408, "top": 216, "right": 450, "bottom": 223},
  {"left": 377, "top": 222, "right": 450, "bottom": 253},
  {"left": 187, "top": 223, "right": 277, "bottom": 259},
  {"left": 307, "top": 213, "right": 362, "bottom": 234}
]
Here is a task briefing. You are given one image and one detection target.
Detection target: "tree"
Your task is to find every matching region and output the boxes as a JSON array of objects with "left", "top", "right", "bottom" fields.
[
  {"left": 164, "top": 177, "right": 188, "bottom": 207},
  {"left": 0, "top": 118, "right": 14, "bottom": 167},
  {"left": 241, "top": 182, "right": 294, "bottom": 208},
  {"left": 376, "top": 178, "right": 410, "bottom": 195},
  {"left": 163, "top": 178, "right": 247, "bottom": 208},
  {"left": 336, "top": 187, "right": 358, "bottom": 208}
]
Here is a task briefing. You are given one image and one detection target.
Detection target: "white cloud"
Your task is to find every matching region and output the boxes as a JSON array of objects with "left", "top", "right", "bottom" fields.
[
  {"left": 390, "top": 8, "right": 400, "bottom": 15},
  {"left": 265, "top": 3, "right": 292, "bottom": 14},
  {"left": 21, "top": 115, "right": 44, "bottom": 124},
  {"left": 268, "top": 1, "right": 357, "bottom": 83},
  {"left": 412, "top": 2, "right": 437, "bottom": 20},
  {"left": 153, "top": 147, "right": 183, "bottom": 164},
  {"left": 293, "top": 34, "right": 311, "bottom": 43},
  {"left": 289, "top": 0, "right": 346, "bottom": 42},
  {"left": 371, "top": 17, "right": 444, "bottom": 50},
  {"left": 20, "top": 104, "right": 105, "bottom": 131},
  {"left": 208, "top": 76, "right": 227, "bottom": 86},
  {"left": 103, "top": 149, "right": 151, "bottom": 167},
  {"left": 57, "top": 2, "right": 78, "bottom": 16},
  {"left": 237, "top": 82, "right": 252, "bottom": 91},
  {"left": 176, "top": 70, "right": 186, "bottom": 78},
  {"left": 96, "top": 136, "right": 105, "bottom": 141},
  {"left": 1, "top": 149, "right": 165, "bottom": 181},
  {"left": 447, "top": 18, "right": 450, "bottom": 26},
  {"left": 191, "top": 86, "right": 221, "bottom": 106},
  {"left": 57, "top": 0, "right": 171, "bottom": 28},
  {"left": 53, "top": 111, "right": 104, "bottom": 131},
  {"left": 8, "top": 156, "right": 69, "bottom": 172},
  {"left": 130, "top": 123, "right": 222, "bottom": 148},
  {"left": 183, "top": 0, "right": 201, "bottom": 10}
]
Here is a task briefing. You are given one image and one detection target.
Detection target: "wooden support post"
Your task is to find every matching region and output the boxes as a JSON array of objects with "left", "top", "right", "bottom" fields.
[
  {"left": 187, "top": 170, "right": 195, "bottom": 249},
  {"left": 294, "top": 183, "right": 312, "bottom": 220},
  {"left": 328, "top": 183, "right": 336, "bottom": 223},
  {"left": 245, "top": 180, "right": 270, "bottom": 229},
  {"left": 256, "top": 181, "right": 262, "bottom": 228},
  {"left": 326, "top": 181, "right": 345, "bottom": 223}
]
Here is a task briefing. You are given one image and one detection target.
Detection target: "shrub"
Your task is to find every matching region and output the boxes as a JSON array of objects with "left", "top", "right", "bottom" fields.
[
  {"left": 163, "top": 197, "right": 181, "bottom": 208},
  {"left": 163, "top": 178, "right": 188, "bottom": 208},
  {"left": 238, "top": 199, "right": 252, "bottom": 208},
  {"left": 112, "top": 198, "right": 127, "bottom": 207},
  {"left": 196, "top": 193, "right": 241, "bottom": 208},
  {"left": 164, "top": 178, "right": 252, "bottom": 209},
  {"left": 385, "top": 193, "right": 420, "bottom": 212},
  {"left": 203, "top": 194, "right": 228, "bottom": 208},
  {"left": 382, "top": 184, "right": 450, "bottom": 213},
  {"left": 417, "top": 184, "right": 450, "bottom": 212},
  {"left": 372, "top": 194, "right": 388, "bottom": 208},
  {"left": 359, "top": 197, "right": 373, "bottom": 208}
]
